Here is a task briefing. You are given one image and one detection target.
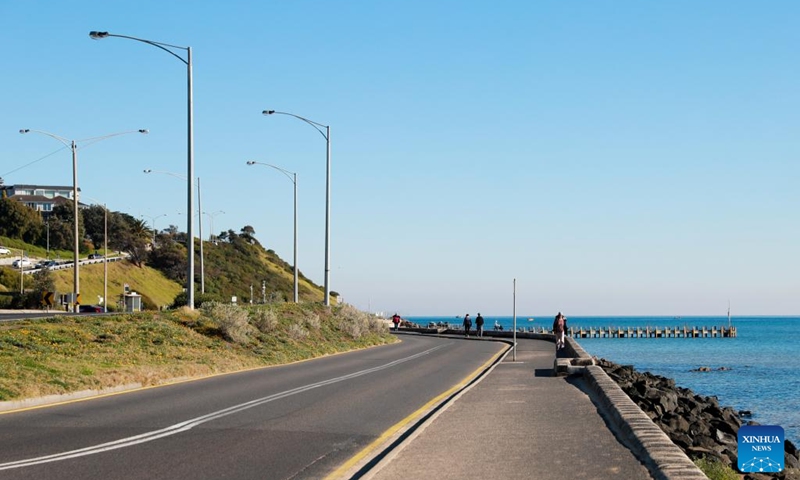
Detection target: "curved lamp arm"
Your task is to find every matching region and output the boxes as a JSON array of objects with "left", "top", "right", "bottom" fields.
[
  {"left": 262, "top": 110, "right": 329, "bottom": 141},
  {"left": 90, "top": 31, "right": 188, "bottom": 65},
  {"left": 246, "top": 160, "right": 297, "bottom": 184},
  {"left": 21, "top": 129, "right": 148, "bottom": 148}
]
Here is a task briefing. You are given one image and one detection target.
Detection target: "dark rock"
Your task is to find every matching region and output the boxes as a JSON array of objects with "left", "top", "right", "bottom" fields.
[
  {"left": 786, "top": 439, "right": 798, "bottom": 457},
  {"left": 711, "top": 417, "right": 738, "bottom": 436},
  {"left": 785, "top": 451, "right": 799, "bottom": 470},
  {"left": 595, "top": 357, "right": 799, "bottom": 477},
  {"left": 667, "top": 414, "right": 690, "bottom": 433},
  {"left": 714, "top": 428, "right": 737, "bottom": 446}
]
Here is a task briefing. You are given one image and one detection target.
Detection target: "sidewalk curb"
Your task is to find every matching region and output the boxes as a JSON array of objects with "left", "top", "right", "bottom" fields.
[
  {"left": 345, "top": 339, "right": 514, "bottom": 479},
  {"left": 582, "top": 365, "right": 708, "bottom": 480}
]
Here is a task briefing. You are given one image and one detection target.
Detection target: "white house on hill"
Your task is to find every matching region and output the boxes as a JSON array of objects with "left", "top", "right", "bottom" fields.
[{"left": 1, "top": 183, "right": 81, "bottom": 217}]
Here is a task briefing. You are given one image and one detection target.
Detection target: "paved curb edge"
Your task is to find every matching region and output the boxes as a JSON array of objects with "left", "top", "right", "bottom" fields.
[
  {"left": 350, "top": 338, "right": 514, "bottom": 479},
  {"left": 582, "top": 365, "right": 709, "bottom": 480}
]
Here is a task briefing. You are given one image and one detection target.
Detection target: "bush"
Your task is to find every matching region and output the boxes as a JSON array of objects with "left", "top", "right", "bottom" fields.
[
  {"left": 336, "top": 304, "right": 380, "bottom": 339},
  {"left": 304, "top": 312, "right": 321, "bottom": 330},
  {"left": 0, "top": 267, "right": 18, "bottom": 290},
  {"left": 251, "top": 308, "right": 278, "bottom": 333},
  {"left": 693, "top": 457, "right": 739, "bottom": 480},
  {"left": 202, "top": 301, "right": 251, "bottom": 344},
  {"left": 171, "top": 291, "right": 224, "bottom": 309},
  {"left": 287, "top": 323, "right": 308, "bottom": 341}
]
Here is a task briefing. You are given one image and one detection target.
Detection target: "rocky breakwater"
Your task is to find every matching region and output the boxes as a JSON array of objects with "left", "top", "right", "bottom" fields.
[{"left": 596, "top": 358, "right": 799, "bottom": 480}]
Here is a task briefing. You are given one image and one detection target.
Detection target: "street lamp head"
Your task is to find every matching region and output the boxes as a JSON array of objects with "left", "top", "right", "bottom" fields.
[
  {"left": 19, "top": 129, "right": 30, "bottom": 134},
  {"left": 246, "top": 161, "right": 256, "bottom": 165},
  {"left": 89, "top": 31, "right": 109, "bottom": 40},
  {"left": 262, "top": 110, "right": 276, "bottom": 116},
  {"left": 138, "top": 129, "right": 149, "bottom": 134},
  {"left": 143, "top": 169, "right": 152, "bottom": 173}
]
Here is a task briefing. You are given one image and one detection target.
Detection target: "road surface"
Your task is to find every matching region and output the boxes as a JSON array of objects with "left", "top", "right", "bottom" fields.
[{"left": 0, "top": 334, "right": 506, "bottom": 479}]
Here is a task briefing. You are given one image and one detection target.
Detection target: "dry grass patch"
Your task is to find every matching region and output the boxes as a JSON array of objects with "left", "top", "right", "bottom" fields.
[{"left": 0, "top": 303, "right": 396, "bottom": 402}]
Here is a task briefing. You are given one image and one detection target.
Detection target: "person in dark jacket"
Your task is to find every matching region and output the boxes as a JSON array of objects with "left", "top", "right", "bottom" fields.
[
  {"left": 475, "top": 313, "right": 485, "bottom": 337},
  {"left": 463, "top": 314, "right": 472, "bottom": 337}
]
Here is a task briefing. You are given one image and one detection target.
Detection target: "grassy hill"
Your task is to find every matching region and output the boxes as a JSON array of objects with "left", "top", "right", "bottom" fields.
[
  {"left": 1, "top": 234, "right": 330, "bottom": 309},
  {"left": 52, "top": 260, "right": 183, "bottom": 310},
  {"left": 0, "top": 303, "right": 393, "bottom": 401}
]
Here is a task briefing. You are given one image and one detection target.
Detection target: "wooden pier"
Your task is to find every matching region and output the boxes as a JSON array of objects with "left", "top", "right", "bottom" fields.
[{"left": 566, "top": 325, "right": 737, "bottom": 339}]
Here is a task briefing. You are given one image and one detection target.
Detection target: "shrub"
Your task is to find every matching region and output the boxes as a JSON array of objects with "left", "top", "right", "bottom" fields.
[
  {"left": 202, "top": 301, "right": 251, "bottom": 344},
  {"left": 251, "top": 308, "right": 278, "bottom": 333},
  {"left": 170, "top": 291, "right": 224, "bottom": 309},
  {"left": 336, "top": 304, "right": 377, "bottom": 339},
  {"left": 287, "top": 323, "right": 308, "bottom": 341},
  {"left": 304, "top": 312, "right": 321, "bottom": 330},
  {"left": 693, "top": 457, "right": 739, "bottom": 480}
]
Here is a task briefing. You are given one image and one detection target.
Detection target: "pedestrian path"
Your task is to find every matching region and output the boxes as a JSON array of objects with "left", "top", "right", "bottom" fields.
[{"left": 365, "top": 338, "right": 654, "bottom": 480}]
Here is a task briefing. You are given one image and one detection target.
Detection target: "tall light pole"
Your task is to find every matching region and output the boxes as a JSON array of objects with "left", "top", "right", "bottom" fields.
[
  {"left": 247, "top": 161, "right": 299, "bottom": 303},
  {"left": 85, "top": 198, "right": 109, "bottom": 313},
  {"left": 144, "top": 170, "right": 205, "bottom": 294},
  {"left": 90, "top": 30, "right": 195, "bottom": 310},
  {"left": 20, "top": 128, "right": 147, "bottom": 312},
  {"left": 262, "top": 110, "right": 331, "bottom": 306},
  {"left": 204, "top": 210, "right": 225, "bottom": 243},
  {"left": 141, "top": 213, "right": 167, "bottom": 245}
]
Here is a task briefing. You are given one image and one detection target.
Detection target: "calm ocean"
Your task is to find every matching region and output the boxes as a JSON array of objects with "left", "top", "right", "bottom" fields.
[{"left": 406, "top": 315, "right": 800, "bottom": 444}]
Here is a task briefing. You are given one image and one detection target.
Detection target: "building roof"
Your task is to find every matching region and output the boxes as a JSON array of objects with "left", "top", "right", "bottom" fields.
[{"left": 4, "top": 184, "right": 76, "bottom": 191}]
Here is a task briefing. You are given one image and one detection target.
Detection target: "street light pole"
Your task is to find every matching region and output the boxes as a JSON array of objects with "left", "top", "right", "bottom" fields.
[
  {"left": 262, "top": 110, "right": 330, "bottom": 306},
  {"left": 197, "top": 177, "right": 204, "bottom": 294},
  {"left": 247, "top": 161, "right": 299, "bottom": 303},
  {"left": 104, "top": 204, "right": 108, "bottom": 312},
  {"left": 144, "top": 170, "right": 205, "bottom": 295},
  {"left": 20, "top": 128, "right": 147, "bottom": 312},
  {"left": 141, "top": 213, "right": 167, "bottom": 245},
  {"left": 90, "top": 30, "right": 195, "bottom": 310},
  {"left": 204, "top": 210, "right": 225, "bottom": 243},
  {"left": 85, "top": 198, "right": 110, "bottom": 313}
]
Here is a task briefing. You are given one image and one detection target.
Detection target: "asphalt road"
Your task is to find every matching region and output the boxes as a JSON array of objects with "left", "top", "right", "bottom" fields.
[{"left": 0, "top": 334, "right": 505, "bottom": 480}]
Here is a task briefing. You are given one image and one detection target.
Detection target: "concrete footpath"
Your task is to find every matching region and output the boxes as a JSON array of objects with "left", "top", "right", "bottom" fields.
[{"left": 364, "top": 338, "right": 655, "bottom": 480}]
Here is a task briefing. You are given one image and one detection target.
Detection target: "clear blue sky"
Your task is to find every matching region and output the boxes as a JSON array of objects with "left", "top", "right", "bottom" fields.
[{"left": 2, "top": 1, "right": 798, "bottom": 316}]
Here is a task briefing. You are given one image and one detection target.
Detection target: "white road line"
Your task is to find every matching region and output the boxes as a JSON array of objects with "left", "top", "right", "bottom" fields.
[{"left": 0, "top": 343, "right": 449, "bottom": 471}]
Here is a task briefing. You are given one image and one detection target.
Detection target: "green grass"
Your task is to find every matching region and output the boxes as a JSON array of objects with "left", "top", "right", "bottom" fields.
[
  {"left": 693, "top": 457, "right": 739, "bottom": 480},
  {"left": 0, "top": 303, "right": 394, "bottom": 402}
]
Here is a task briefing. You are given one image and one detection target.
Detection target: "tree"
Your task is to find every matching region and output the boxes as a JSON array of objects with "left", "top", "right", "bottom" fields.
[
  {"left": 148, "top": 239, "right": 187, "bottom": 283},
  {"left": 0, "top": 198, "right": 42, "bottom": 244},
  {"left": 82, "top": 204, "right": 107, "bottom": 251},
  {"left": 48, "top": 203, "right": 85, "bottom": 252},
  {"left": 30, "top": 268, "right": 56, "bottom": 298},
  {"left": 240, "top": 225, "right": 259, "bottom": 246},
  {"left": 118, "top": 217, "right": 151, "bottom": 267}
]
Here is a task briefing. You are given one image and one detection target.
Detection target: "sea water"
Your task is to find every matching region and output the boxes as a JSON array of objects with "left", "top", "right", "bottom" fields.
[{"left": 406, "top": 316, "right": 800, "bottom": 444}]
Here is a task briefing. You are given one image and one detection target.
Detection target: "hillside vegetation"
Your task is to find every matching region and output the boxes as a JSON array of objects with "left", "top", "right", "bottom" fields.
[
  {"left": 1, "top": 225, "right": 330, "bottom": 309},
  {"left": 0, "top": 303, "right": 393, "bottom": 401}
]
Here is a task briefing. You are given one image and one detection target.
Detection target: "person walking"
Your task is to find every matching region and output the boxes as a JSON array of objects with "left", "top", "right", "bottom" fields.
[
  {"left": 553, "top": 311, "right": 567, "bottom": 350},
  {"left": 475, "top": 313, "right": 484, "bottom": 337},
  {"left": 463, "top": 314, "right": 472, "bottom": 337},
  {"left": 391, "top": 313, "right": 401, "bottom": 331}
]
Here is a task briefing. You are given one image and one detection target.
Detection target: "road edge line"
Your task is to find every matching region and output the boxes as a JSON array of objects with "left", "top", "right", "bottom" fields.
[{"left": 325, "top": 339, "right": 513, "bottom": 480}]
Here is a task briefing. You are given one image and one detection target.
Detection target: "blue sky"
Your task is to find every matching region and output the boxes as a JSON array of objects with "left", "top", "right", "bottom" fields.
[{"left": 2, "top": 1, "right": 798, "bottom": 316}]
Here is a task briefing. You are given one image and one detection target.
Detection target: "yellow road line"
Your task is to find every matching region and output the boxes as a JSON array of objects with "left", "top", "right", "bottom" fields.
[{"left": 324, "top": 342, "right": 508, "bottom": 480}]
